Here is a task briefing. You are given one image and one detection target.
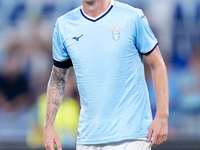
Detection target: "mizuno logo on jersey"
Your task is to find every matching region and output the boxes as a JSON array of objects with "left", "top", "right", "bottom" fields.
[
  {"left": 72, "top": 34, "right": 83, "bottom": 41},
  {"left": 107, "top": 27, "right": 125, "bottom": 41}
]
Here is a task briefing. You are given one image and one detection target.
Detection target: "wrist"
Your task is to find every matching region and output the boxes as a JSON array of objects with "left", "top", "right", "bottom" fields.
[
  {"left": 43, "top": 124, "right": 54, "bottom": 129},
  {"left": 155, "top": 112, "right": 169, "bottom": 119}
]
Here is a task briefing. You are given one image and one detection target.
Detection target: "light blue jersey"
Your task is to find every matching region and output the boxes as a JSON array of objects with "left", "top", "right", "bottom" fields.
[{"left": 53, "top": 0, "right": 158, "bottom": 145}]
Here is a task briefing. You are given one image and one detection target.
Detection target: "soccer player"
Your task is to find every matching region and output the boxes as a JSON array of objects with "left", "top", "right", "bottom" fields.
[{"left": 44, "top": 0, "right": 169, "bottom": 150}]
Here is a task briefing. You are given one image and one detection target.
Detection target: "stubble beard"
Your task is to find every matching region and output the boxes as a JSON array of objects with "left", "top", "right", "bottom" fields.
[{"left": 84, "top": 0, "right": 98, "bottom": 6}]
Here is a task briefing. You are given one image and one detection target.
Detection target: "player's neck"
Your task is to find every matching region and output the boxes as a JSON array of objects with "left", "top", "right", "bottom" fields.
[{"left": 82, "top": 0, "right": 111, "bottom": 18}]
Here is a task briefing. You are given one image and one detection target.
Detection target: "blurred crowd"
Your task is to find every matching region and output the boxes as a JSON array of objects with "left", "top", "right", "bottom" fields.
[{"left": 0, "top": 0, "right": 200, "bottom": 149}]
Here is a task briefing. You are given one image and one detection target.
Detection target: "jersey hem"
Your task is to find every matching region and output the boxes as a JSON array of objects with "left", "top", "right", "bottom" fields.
[{"left": 76, "top": 135, "right": 148, "bottom": 145}]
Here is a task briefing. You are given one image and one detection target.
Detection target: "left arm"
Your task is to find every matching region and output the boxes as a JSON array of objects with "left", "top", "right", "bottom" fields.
[{"left": 143, "top": 46, "right": 169, "bottom": 146}]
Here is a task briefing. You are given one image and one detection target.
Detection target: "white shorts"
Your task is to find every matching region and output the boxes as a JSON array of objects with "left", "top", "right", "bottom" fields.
[{"left": 76, "top": 139, "right": 151, "bottom": 150}]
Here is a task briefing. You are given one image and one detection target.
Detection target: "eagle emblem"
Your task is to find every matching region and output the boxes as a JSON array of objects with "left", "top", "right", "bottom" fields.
[{"left": 107, "top": 27, "right": 125, "bottom": 41}]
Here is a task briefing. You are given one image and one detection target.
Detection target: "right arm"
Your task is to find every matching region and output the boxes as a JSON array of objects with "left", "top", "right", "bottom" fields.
[{"left": 44, "top": 65, "right": 70, "bottom": 150}]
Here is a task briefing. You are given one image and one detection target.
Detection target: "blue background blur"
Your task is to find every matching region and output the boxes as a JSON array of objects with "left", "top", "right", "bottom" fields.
[{"left": 0, "top": 0, "right": 200, "bottom": 149}]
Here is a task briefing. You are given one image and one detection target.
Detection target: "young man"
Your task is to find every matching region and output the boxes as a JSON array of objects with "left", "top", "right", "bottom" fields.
[{"left": 44, "top": 0, "right": 169, "bottom": 150}]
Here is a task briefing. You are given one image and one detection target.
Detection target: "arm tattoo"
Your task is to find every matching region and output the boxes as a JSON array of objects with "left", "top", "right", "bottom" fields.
[
  {"left": 44, "top": 66, "right": 69, "bottom": 127},
  {"left": 44, "top": 108, "right": 51, "bottom": 127},
  {"left": 50, "top": 68, "right": 67, "bottom": 87},
  {"left": 51, "top": 108, "right": 58, "bottom": 124},
  {"left": 52, "top": 98, "right": 60, "bottom": 107},
  {"left": 49, "top": 66, "right": 68, "bottom": 98}
]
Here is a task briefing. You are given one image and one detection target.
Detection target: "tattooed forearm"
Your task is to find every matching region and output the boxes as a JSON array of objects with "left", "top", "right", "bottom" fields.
[
  {"left": 45, "top": 111, "right": 50, "bottom": 122},
  {"left": 44, "top": 108, "right": 51, "bottom": 127},
  {"left": 44, "top": 107, "right": 59, "bottom": 127},
  {"left": 44, "top": 66, "right": 70, "bottom": 128},
  {"left": 52, "top": 99, "right": 60, "bottom": 107},
  {"left": 52, "top": 108, "right": 58, "bottom": 124},
  {"left": 49, "top": 67, "right": 68, "bottom": 96},
  {"left": 50, "top": 67, "right": 67, "bottom": 88}
]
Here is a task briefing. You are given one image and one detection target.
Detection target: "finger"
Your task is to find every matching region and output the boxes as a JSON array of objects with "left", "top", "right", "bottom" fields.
[
  {"left": 47, "top": 148, "right": 55, "bottom": 150},
  {"left": 156, "top": 135, "right": 163, "bottom": 146},
  {"left": 54, "top": 138, "right": 62, "bottom": 150},
  {"left": 159, "top": 132, "right": 168, "bottom": 144},
  {"left": 45, "top": 145, "right": 55, "bottom": 150},
  {"left": 164, "top": 132, "right": 168, "bottom": 141},
  {"left": 157, "top": 132, "right": 167, "bottom": 146},
  {"left": 45, "top": 140, "right": 55, "bottom": 150},
  {"left": 164, "top": 134, "right": 167, "bottom": 142},
  {"left": 150, "top": 134, "right": 158, "bottom": 147},
  {"left": 46, "top": 145, "right": 55, "bottom": 150},
  {"left": 147, "top": 127, "right": 153, "bottom": 142}
]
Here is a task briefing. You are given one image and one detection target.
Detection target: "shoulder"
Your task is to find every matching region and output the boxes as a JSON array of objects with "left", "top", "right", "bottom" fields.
[
  {"left": 56, "top": 6, "right": 81, "bottom": 26},
  {"left": 114, "top": 1, "right": 144, "bottom": 18}
]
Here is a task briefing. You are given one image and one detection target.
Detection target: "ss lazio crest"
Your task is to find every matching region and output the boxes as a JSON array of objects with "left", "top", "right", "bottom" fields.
[{"left": 107, "top": 27, "right": 125, "bottom": 41}]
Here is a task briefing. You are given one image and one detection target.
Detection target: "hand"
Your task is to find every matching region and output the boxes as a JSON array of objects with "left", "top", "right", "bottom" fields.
[
  {"left": 44, "top": 126, "right": 62, "bottom": 150},
  {"left": 147, "top": 116, "right": 168, "bottom": 147}
]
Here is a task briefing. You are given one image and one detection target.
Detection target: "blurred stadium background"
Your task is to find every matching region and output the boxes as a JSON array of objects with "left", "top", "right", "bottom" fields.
[{"left": 0, "top": 0, "right": 200, "bottom": 149}]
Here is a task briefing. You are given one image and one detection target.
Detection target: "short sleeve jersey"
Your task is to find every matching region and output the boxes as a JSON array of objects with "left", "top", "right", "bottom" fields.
[{"left": 53, "top": 0, "right": 158, "bottom": 145}]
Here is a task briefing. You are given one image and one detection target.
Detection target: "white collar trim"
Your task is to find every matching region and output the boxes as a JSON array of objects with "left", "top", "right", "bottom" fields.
[{"left": 81, "top": 0, "right": 114, "bottom": 21}]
